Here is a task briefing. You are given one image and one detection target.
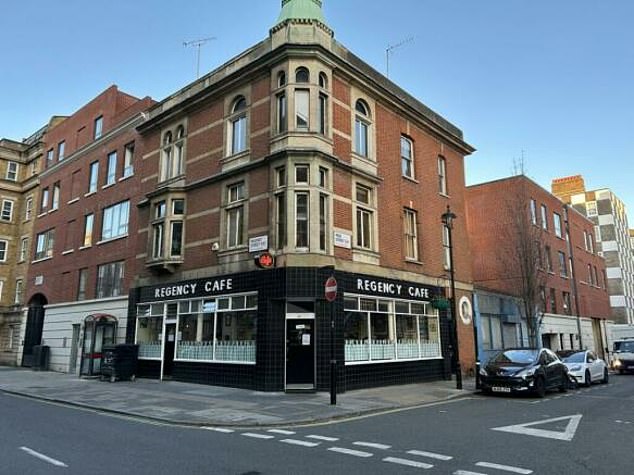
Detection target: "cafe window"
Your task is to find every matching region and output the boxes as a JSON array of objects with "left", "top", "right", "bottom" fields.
[
  {"left": 343, "top": 295, "right": 441, "bottom": 364},
  {"left": 137, "top": 292, "right": 258, "bottom": 364}
]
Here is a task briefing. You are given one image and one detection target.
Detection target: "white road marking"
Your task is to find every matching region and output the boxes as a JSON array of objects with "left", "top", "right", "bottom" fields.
[
  {"left": 353, "top": 441, "right": 391, "bottom": 450},
  {"left": 476, "top": 461, "right": 533, "bottom": 474},
  {"left": 204, "top": 427, "right": 234, "bottom": 433},
  {"left": 407, "top": 449, "right": 453, "bottom": 461},
  {"left": 491, "top": 414, "right": 582, "bottom": 441},
  {"left": 383, "top": 457, "right": 433, "bottom": 469},
  {"left": 19, "top": 447, "right": 68, "bottom": 468},
  {"left": 306, "top": 435, "right": 339, "bottom": 442},
  {"left": 280, "top": 439, "right": 320, "bottom": 447},
  {"left": 453, "top": 471, "right": 488, "bottom": 475},
  {"left": 242, "top": 433, "right": 275, "bottom": 439},
  {"left": 268, "top": 429, "right": 295, "bottom": 435},
  {"left": 328, "top": 447, "right": 374, "bottom": 458}
]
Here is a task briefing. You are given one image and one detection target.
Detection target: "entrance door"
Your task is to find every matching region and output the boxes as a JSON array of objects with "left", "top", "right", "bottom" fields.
[
  {"left": 22, "top": 295, "right": 47, "bottom": 367},
  {"left": 286, "top": 319, "right": 315, "bottom": 389},
  {"left": 69, "top": 324, "right": 81, "bottom": 374},
  {"left": 163, "top": 323, "right": 177, "bottom": 378}
]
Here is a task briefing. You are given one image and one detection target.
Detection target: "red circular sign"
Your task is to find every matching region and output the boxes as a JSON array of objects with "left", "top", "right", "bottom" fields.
[
  {"left": 255, "top": 252, "right": 274, "bottom": 269},
  {"left": 325, "top": 276, "right": 337, "bottom": 302}
]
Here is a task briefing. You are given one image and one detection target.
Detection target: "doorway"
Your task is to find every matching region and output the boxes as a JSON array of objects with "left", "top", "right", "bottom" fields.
[
  {"left": 162, "top": 323, "right": 177, "bottom": 379},
  {"left": 22, "top": 294, "right": 47, "bottom": 367},
  {"left": 286, "top": 319, "right": 315, "bottom": 390}
]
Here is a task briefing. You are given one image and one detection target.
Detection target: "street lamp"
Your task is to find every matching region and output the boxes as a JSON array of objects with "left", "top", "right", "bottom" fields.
[{"left": 441, "top": 205, "right": 462, "bottom": 390}]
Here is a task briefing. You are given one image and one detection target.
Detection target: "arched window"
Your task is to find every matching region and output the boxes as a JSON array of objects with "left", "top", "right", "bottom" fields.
[
  {"left": 230, "top": 96, "right": 248, "bottom": 154},
  {"left": 318, "top": 73, "right": 329, "bottom": 135},
  {"left": 161, "top": 131, "right": 174, "bottom": 181},
  {"left": 278, "top": 71, "right": 286, "bottom": 88},
  {"left": 319, "top": 72, "right": 328, "bottom": 89},
  {"left": 354, "top": 100, "right": 371, "bottom": 158},
  {"left": 295, "top": 67, "right": 310, "bottom": 83},
  {"left": 174, "top": 125, "right": 186, "bottom": 177}
]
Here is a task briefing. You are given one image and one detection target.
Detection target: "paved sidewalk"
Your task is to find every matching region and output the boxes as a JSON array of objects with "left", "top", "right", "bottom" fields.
[{"left": 0, "top": 366, "right": 475, "bottom": 427}]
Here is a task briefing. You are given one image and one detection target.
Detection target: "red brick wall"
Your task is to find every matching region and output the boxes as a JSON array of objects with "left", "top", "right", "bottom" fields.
[
  {"left": 465, "top": 176, "right": 610, "bottom": 319},
  {"left": 26, "top": 91, "right": 154, "bottom": 304}
]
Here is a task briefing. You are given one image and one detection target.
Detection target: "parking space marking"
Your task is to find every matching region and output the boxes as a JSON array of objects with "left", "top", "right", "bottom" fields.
[
  {"left": 204, "top": 427, "right": 234, "bottom": 433},
  {"left": 476, "top": 461, "right": 533, "bottom": 474},
  {"left": 383, "top": 456, "right": 433, "bottom": 469},
  {"left": 328, "top": 447, "right": 374, "bottom": 458},
  {"left": 407, "top": 449, "right": 453, "bottom": 461},
  {"left": 353, "top": 441, "right": 391, "bottom": 450},
  {"left": 280, "top": 439, "right": 320, "bottom": 447},
  {"left": 453, "top": 471, "right": 488, "bottom": 475},
  {"left": 268, "top": 429, "right": 295, "bottom": 435},
  {"left": 19, "top": 447, "right": 68, "bottom": 468},
  {"left": 242, "top": 433, "right": 275, "bottom": 440},
  {"left": 306, "top": 435, "right": 339, "bottom": 442}
]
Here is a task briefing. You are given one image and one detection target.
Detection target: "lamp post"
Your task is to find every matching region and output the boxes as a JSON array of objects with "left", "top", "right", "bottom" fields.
[{"left": 442, "top": 205, "right": 462, "bottom": 390}]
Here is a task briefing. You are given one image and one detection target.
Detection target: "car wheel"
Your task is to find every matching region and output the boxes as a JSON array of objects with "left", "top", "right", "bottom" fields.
[
  {"left": 602, "top": 368, "right": 609, "bottom": 384},
  {"left": 559, "top": 373, "right": 568, "bottom": 392},
  {"left": 534, "top": 377, "right": 546, "bottom": 398},
  {"left": 584, "top": 370, "right": 592, "bottom": 387}
]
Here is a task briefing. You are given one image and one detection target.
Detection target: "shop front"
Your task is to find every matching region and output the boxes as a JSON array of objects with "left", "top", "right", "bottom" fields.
[{"left": 129, "top": 268, "right": 451, "bottom": 392}]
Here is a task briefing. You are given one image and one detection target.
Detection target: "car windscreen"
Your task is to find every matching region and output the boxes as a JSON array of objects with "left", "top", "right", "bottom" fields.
[
  {"left": 614, "top": 341, "right": 634, "bottom": 352},
  {"left": 560, "top": 352, "right": 585, "bottom": 363},
  {"left": 490, "top": 349, "right": 538, "bottom": 365}
]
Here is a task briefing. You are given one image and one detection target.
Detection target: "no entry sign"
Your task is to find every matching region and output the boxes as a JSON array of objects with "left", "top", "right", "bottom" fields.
[{"left": 325, "top": 276, "right": 337, "bottom": 302}]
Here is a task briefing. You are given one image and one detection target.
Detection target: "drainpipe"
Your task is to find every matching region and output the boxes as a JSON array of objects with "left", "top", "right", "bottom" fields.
[{"left": 564, "top": 205, "right": 584, "bottom": 349}]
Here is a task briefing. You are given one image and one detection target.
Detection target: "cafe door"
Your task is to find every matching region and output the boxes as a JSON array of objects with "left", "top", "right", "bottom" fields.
[
  {"left": 162, "top": 323, "right": 177, "bottom": 379},
  {"left": 286, "top": 319, "right": 315, "bottom": 390}
]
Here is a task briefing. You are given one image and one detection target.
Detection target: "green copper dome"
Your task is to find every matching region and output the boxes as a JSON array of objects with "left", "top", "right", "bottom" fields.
[{"left": 276, "top": 0, "right": 327, "bottom": 25}]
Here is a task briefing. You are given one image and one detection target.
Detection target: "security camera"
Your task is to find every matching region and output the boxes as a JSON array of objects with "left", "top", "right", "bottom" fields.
[{"left": 211, "top": 242, "right": 220, "bottom": 251}]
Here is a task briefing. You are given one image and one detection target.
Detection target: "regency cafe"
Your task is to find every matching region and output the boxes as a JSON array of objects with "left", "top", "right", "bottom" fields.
[{"left": 127, "top": 268, "right": 454, "bottom": 392}]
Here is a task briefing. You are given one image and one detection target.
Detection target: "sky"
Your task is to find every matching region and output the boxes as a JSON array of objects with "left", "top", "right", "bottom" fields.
[{"left": 1, "top": 0, "right": 633, "bottom": 222}]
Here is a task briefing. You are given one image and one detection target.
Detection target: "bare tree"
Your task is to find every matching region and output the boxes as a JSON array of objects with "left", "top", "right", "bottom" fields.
[{"left": 501, "top": 176, "right": 547, "bottom": 348}]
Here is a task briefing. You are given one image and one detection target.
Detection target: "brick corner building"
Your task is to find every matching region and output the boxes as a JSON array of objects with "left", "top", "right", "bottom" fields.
[{"left": 127, "top": 0, "right": 476, "bottom": 391}]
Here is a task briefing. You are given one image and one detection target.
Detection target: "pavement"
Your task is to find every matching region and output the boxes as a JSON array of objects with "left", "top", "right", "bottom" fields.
[{"left": 0, "top": 366, "right": 475, "bottom": 428}]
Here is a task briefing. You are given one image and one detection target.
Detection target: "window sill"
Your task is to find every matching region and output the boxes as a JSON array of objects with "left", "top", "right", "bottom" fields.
[
  {"left": 351, "top": 152, "right": 376, "bottom": 163},
  {"left": 405, "top": 258, "right": 424, "bottom": 266},
  {"left": 222, "top": 149, "right": 250, "bottom": 162},
  {"left": 61, "top": 249, "right": 74, "bottom": 255},
  {"left": 119, "top": 174, "right": 134, "bottom": 182},
  {"left": 438, "top": 192, "right": 450, "bottom": 199},
  {"left": 84, "top": 191, "right": 97, "bottom": 197},
  {"left": 96, "top": 234, "right": 128, "bottom": 246},
  {"left": 37, "top": 212, "right": 47, "bottom": 218},
  {"left": 402, "top": 175, "right": 419, "bottom": 184},
  {"left": 102, "top": 182, "right": 116, "bottom": 190},
  {"left": 67, "top": 198, "right": 80, "bottom": 205},
  {"left": 79, "top": 245, "right": 92, "bottom": 251},
  {"left": 32, "top": 257, "right": 53, "bottom": 264},
  {"left": 47, "top": 208, "right": 58, "bottom": 214}
]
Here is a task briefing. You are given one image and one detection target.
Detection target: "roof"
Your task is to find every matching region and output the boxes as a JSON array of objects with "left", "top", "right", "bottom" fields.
[{"left": 276, "top": 0, "right": 327, "bottom": 26}]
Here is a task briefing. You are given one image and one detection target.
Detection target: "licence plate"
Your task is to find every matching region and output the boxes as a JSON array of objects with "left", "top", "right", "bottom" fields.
[{"left": 492, "top": 386, "right": 511, "bottom": 393}]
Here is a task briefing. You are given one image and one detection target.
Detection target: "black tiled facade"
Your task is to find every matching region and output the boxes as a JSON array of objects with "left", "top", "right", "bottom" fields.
[{"left": 128, "top": 268, "right": 452, "bottom": 392}]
